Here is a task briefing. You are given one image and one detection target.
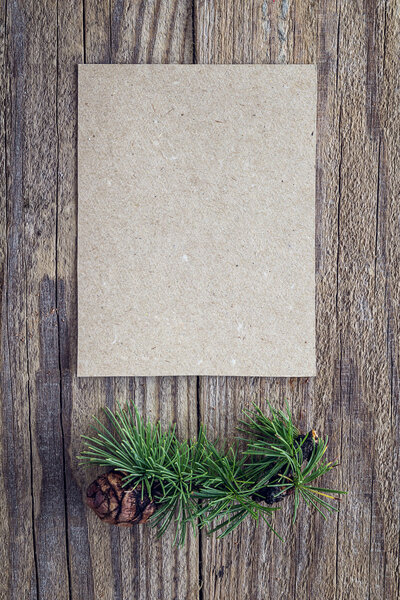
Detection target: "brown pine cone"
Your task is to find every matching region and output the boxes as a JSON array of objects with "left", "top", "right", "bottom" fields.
[{"left": 86, "top": 470, "right": 157, "bottom": 527}]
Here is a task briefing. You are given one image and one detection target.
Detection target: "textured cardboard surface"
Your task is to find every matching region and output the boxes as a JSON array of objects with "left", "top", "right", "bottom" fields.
[{"left": 78, "top": 64, "right": 316, "bottom": 376}]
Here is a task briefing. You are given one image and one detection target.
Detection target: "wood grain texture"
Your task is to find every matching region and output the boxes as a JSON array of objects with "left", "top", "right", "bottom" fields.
[
  {"left": 195, "top": 4, "right": 318, "bottom": 598},
  {"left": 65, "top": 2, "right": 198, "bottom": 600},
  {"left": 195, "top": 2, "right": 400, "bottom": 600},
  {"left": 1, "top": 0, "right": 399, "bottom": 599},
  {"left": 2, "top": 1, "right": 198, "bottom": 600}
]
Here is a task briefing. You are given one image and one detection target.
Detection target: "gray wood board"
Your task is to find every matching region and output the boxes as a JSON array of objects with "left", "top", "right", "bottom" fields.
[{"left": 1, "top": 1, "right": 399, "bottom": 599}]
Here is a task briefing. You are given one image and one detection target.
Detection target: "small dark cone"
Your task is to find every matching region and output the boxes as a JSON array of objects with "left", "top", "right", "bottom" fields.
[
  {"left": 295, "top": 430, "right": 318, "bottom": 462},
  {"left": 254, "top": 431, "right": 319, "bottom": 505},
  {"left": 86, "top": 470, "right": 157, "bottom": 527},
  {"left": 256, "top": 486, "right": 286, "bottom": 505}
]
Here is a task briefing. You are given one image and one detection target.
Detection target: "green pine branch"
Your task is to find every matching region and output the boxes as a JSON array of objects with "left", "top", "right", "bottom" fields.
[{"left": 79, "top": 401, "right": 346, "bottom": 545}]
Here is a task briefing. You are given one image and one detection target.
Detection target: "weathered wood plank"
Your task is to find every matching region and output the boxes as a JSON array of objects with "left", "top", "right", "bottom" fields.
[
  {"left": 331, "top": 1, "right": 400, "bottom": 598},
  {"left": 195, "top": 1, "right": 400, "bottom": 600},
  {"left": 0, "top": 0, "right": 12, "bottom": 597},
  {"left": 377, "top": 2, "right": 400, "bottom": 597},
  {"left": 58, "top": 2, "right": 199, "bottom": 600},
  {"left": 1, "top": 1, "right": 69, "bottom": 598},
  {"left": 195, "top": 3, "right": 317, "bottom": 598},
  {"left": 20, "top": 0, "right": 71, "bottom": 597}
]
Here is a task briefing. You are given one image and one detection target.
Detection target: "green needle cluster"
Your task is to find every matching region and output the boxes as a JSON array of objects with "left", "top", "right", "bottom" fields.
[{"left": 80, "top": 401, "right": 345, "bottom": 545}]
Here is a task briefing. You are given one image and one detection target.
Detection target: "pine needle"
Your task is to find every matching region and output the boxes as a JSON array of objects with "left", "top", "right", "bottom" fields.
[{"left": 79, "top": 400, "right": 346, "bottom": 544}]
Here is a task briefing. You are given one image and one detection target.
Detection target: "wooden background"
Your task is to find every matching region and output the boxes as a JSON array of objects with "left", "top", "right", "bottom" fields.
[{"left": 1, "top": 1, "right": 399, "bottom": 598}]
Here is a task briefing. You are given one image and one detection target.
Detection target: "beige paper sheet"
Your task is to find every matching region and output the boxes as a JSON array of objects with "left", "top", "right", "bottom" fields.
[{"left": 78, "top": 64, "right": 316, "bottom": 377}]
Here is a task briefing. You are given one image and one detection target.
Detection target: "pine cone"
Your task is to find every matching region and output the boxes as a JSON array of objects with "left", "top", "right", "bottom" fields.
[
  {"left": 86, "top": 470, "right": 157, "bottom": 526},
  {"left": 254, "top": 431, "right": 319, "bottom": 505},
  {"left": 257, "top": 485, "right": 286, "bottom": 505},
  {"left": 295, "top": 429, "right": 318, "bottom": 461}
]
